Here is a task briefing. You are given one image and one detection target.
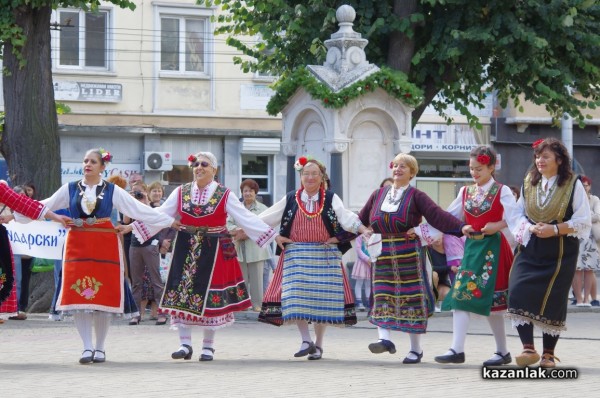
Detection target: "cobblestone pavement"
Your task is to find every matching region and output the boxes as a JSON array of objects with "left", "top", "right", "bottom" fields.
[{"left": 1, "top": 310, "right": 599, "bottom": 397}]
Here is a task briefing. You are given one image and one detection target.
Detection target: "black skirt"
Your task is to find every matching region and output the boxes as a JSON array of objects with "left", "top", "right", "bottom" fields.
[{"left": 507, "top": 234, "right": 579, "bottom": 333}]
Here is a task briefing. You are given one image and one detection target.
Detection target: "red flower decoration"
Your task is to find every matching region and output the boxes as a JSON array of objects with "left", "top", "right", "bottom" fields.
[
  {"left": 532, "top": 139, "right": 545, "bottom": 148},
  {"left": 188, "top": 154, "right": 197, "bottom": 163},
  {"left": 404, "top": 93, "right": 412, "bottom": 98},
  {"left": 298, "top": 156, "right": 308, "bottom": 166},
  {"left": 472, "top": 289, "right": 482, "bottom": 298},
  {"left": 477, "top": 154, "right": 491, "bottom": 165},
  {"left": 323, "top": 98, "right": 329, "bottom": 103},
  {"left": 389, "top": 161, "right": 394, "bottom": 169}
]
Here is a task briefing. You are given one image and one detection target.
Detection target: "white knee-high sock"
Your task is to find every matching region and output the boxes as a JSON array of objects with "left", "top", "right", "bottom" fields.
[
  {"left": 354, "top": 279, "right": 364, "bottom": 304},
  {"left": 364, "top": 280, "right": 371, "bottom": 300},
  {"left": 73, "top": 313, "right": 94, "bottom": 351},
  {"left": 487, "top": 312, "right": 508, "bottom": 355},
  {"left": 314, "top": 324, "right": 327, "bottom": 348},
  {"left": 409, "top": 333, "right": 422, "bottom": 354},
  {"left": 450, "top": 310, "right": 470, "bottom": 353},
  {"left": 377, "top": 326, "right": 391, "bottom": 341},
  {"left": 203, "top": 329, "right": 216, "bottom": 349},
  {"left": 178, "top": 327, "right": 192, "bottom": 346},
  {"left": 93, "top": 313, "right": 111, "bottom": 352}
]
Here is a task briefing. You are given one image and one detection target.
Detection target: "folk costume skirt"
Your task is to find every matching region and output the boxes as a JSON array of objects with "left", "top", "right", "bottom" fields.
[
  {"left": 56, "top": 221, "right": 138, "bottom": 316},
  {"left": 507, "top": 235, "right": 579, "bottom": 333},
  {"left": 160, "top": 230, "right": 251, "bottom": 328},
  {"left": 369, "top": 236, "right": 434, "bottom": 334},
  {"left": 259, "top": 243, "right": 357, "bottom": 326},
  {"left": 443, "top": 232, "right": 512, "bottom": 316}
]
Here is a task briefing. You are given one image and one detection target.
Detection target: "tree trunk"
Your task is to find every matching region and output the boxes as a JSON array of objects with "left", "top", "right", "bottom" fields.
[
  {"left": 386, "top": 0, "right": 434, "bottom": 127},
  {"left": 0, "top": 5, "right": 61, "bottom": 198}
]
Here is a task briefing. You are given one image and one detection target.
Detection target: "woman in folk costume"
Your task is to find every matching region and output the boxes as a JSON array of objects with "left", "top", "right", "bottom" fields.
[
  {"left": 358, "top": 153, "right": 466, "bottom": 364},
  {"left": 0, "top": 181, "right": 69, "bottom": 320},
  {"left": 423, "top": 146, "right": 520, "bottom": 366},
  {"left": 258, "top": 157, "right": 371, "bottom": 361},
  {"left": 508, "top": 138, "right": 590, "bottom": 368},
  {"left": 127, "top": 152, "right": 276, "bottom": 362},
  {"left": 15, "top": 149, "right": 176, "bottom": 364}
]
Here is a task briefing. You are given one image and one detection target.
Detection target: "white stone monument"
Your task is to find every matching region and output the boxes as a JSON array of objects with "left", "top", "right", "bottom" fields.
[{"left": 280, "top": 4, "right": 414, "bottom": 210}]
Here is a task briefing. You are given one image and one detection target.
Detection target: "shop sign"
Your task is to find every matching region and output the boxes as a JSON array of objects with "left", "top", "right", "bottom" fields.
[
  {"left": 54, "top": 81, "right": 122, "bottom": 102},
  {"left": 411, "top": 124, "right": 480, "bottom": 152}
]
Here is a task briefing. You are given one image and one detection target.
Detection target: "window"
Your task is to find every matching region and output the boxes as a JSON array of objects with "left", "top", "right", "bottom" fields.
[
  {"left": 241, "top": 155, "right": 272, "bottom": 205},
  {"left": 160, "top": 16, "right": 207, "bottom": 74},
  {"left": 54, "top": 9, "right": 110, "bottom": 70}
]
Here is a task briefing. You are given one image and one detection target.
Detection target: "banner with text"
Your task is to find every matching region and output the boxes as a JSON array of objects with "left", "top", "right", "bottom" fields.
[{"left": 5, "top": 220, "right": 67, "bottom": 260}]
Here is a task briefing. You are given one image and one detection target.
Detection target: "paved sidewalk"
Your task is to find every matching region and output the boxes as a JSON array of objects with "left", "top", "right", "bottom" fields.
[{"left": 1, "top": 310, "right": 599, "bottom": 398}]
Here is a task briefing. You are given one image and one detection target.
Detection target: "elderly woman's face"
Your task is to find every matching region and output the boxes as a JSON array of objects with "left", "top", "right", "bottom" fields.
[
  {"left": 193, "top": 155, "right": 216, "bottom": 186},
  {"left": 390, "top": 160, "right": 413, "bottom": 186},
  {"left": 535, "top": 149, "right": 560, "bottom": 177},
  {"left": 242, "top": 186, "right": 257, "bottom": 204},
  {"left": 301, "top": 163, "right": 323, "bottom": 194}
]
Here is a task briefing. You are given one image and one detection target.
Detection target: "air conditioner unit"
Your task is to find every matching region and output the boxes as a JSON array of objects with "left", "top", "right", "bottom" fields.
[{"left": 144, "top": 152, "right": 173, "bottom": 171}]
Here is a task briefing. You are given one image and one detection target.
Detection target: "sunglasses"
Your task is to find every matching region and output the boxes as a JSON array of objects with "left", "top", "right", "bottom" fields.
[{"left": 191, "top": 161, "right": 211, "bottom": 168}]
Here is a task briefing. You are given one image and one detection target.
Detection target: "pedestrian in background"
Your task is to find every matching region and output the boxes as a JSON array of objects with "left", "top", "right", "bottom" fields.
[{"left": 227, "top": 178, "right": 272, "bottom": 311}]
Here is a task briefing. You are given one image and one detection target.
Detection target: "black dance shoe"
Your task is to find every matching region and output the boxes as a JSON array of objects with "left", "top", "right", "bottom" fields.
[
  {"left": 483, "top": 352, "right": 512, "bottom": 366},
  {"left": 402, "top": 350, "right": 423, "bottom": 364},
  {"left": 79, "top": 350, "right": 94, "bottom": 364},
  {"left": 434, "top": 348, "right": 465, "bottom": 364},
  {"left": 368, "top": 339, "right": 397, "bottom": 354},
  {"left": 200, "top": 347, "right": 215, "bottom": 361},
  {"left": 294, "top": 341, "right": 316, "bottom": 357},
  {"left": 308, "top": 346, "right": 323, "bottom": 360},
  {"left": 92, "top": 350, "right": 106, "bottom": 363},
  {"left": 171, "top": 344, "right": 193, "bottom": 360}
]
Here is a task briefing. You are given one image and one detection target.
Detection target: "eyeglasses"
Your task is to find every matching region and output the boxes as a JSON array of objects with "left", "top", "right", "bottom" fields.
[
  {"left": 192, "top": 161, "right": 211, "bottom": 168},
  {"left": 301, "top": 172, "right": 322, "bottom": 178}
]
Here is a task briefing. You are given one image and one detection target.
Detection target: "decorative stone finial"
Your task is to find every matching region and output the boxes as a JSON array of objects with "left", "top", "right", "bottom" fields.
[{"left": 307, "top": 4, "right": 379, "bottom": 92}]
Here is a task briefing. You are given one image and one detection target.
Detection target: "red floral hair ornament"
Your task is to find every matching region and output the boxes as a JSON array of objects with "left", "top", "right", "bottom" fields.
[
  {"left": 294, "top": 156, "right": 310, "bottom": 171},
  {"left": 187, "top": 154, "right": 198, "bottom": 168},
  {"left": 389, "top": 161, "right": 394, "bottom": 169},
  {"left": 476, "top": 154, "right": 491, "bottom": 165},
  {"left": 99, "top": 148, "right": 112, "bottom": 163},
  {"left": 532, "top": 139, "right": 545, "bottom": 148}
]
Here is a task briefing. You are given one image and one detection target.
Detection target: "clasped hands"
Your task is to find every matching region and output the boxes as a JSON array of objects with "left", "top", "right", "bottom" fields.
[{"left": 529, "top": 222, "right": 556, "bottom": 239}]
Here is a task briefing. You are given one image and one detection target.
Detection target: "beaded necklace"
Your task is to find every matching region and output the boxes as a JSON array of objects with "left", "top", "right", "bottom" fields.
[
  {"left": 537, "top": 179, "right": 557, "bottom": 208},
  {"left": 387, "top": 185, "right": 407, "bottom": 206},
  {"left": 78, "top": 180, "right": 107, "bottom": 213},
  {"left": 295, "top": 187, "right": 325, "bottom": 218}
]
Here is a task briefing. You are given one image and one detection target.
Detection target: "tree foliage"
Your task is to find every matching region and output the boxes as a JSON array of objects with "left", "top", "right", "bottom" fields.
[{"left": 200, "top": 0, "right": 600, "bottom": 127}]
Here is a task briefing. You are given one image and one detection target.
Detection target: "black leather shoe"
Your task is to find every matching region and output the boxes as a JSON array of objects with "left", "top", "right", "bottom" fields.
[
  {"left": 79, "top": 350, "right": 94, "bottom": 364},
  {"left": 402, "top": 350, "right": 423, "bottom": 364},
  {"left": 368, "top": 339, "right": 397, "bottom": 354},
  {"left": 483, "top": 352, "right": 512, "bottom": 366},
  {"left": 294, "top": 341, "right": 316, "bottom": 357},
  {"left": 434, "top": 348, "right": 465, "bottom": 364},
  {"left": 171, "top": 344, "right": 193, "bottom": 360},
  {"left": 308, "top": 346, "right": 323, "bottom": 360},
  {"left": 92, "top": 350, "right": 106, "bottom": 363},
  {"left": 200, "top": 347, "right": 215, "bottom": 361}
]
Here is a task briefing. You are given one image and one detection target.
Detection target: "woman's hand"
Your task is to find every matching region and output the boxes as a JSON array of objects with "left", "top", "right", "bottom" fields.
[
  {"left": 406, "top": 228, "right": 417, "bottom": 239},
  {"left": 461, "top": 225, "right": 474, "bottom": 236},
  {"left": 0, "top": 214, "right": 14, "bottom": 224},
  {"left": 116, "top": 224, "right": 133, "bottom": 235},
  {"left": 531, "top": 222, "right": 556, "bottom": 238},
  {"left": 45, "top": 211, "right": 71, "bottom": 227},
  {"left": 325, "top": 237, "right": 340, "bottom": 244},
  {"left": 275, "top": 235, "right": 293, "bottom": 251}
]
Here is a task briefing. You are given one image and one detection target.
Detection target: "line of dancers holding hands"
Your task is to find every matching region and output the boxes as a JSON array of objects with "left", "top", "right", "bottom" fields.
[{"left": 1, "top": 138, "right": 590, "bottom": 368}]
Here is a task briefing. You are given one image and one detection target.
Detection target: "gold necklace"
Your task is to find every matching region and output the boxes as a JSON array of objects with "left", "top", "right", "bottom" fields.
[{"left": 78, "top": 181, "right": 106, "bottom": 213}]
